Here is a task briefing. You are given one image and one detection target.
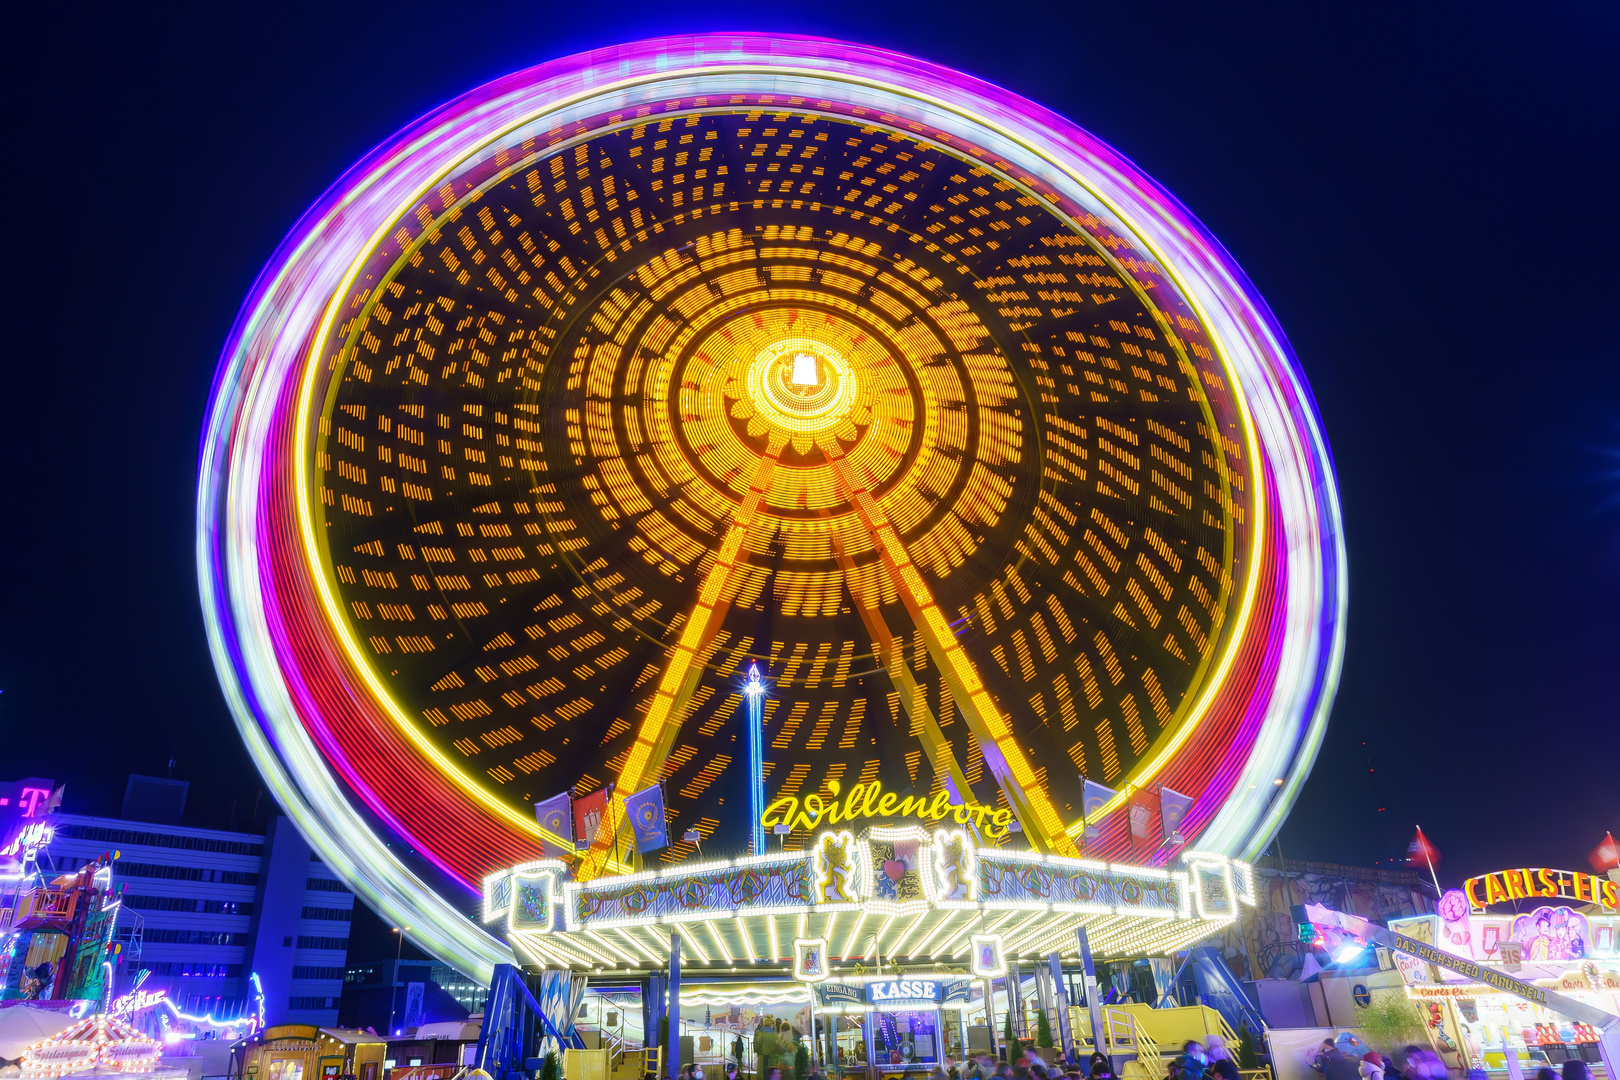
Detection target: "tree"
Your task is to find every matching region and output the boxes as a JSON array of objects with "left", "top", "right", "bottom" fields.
[
  {"left": 1237, "top": 1025, "right": 1260, "bottom": 1071},
  {"left": 794, "top": 1043, "right": 810, "bottom": 1080},
  {"left": 1036, "top": 1010, "right": 1054, "bottom": 1049},
  {"left": 1003, "top": 1009, "right": 1025, "bottom": 1061},
  {"left": 539, "top": 1052, "right": 561, "bottom": 1080},
  {"left": 1355, "top": 990, "right": 1426, "bottom": 1052}
]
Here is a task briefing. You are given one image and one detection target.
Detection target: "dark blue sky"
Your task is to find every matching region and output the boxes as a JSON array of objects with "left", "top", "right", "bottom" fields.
[{"left": 3, "top": 0, "right": 1616, "bottom": 885}]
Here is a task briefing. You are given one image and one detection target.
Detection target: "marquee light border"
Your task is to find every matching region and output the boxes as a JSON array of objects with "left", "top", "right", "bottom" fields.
[{"left": 199, "top": 33, "right": 1345, "bottom": 983}]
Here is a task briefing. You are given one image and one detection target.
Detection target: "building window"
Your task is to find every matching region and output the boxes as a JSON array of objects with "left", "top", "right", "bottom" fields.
[
  {"left": 288, "top": 996, "right": 339, "bottom": 1010},
  {"left": 142, "top": 929, "right": 247, "bottom": 946},
  {"left": 296, "top": 936, "right": 351, "bottom": 951},
  {"left": 293, "top": 966, "right": 347, "bottom": 980},
  {"left": 300, "top": 906, "right": 353, "bottom": 921},
  {"left": 124, "top": 895, "right": 253, "bottom": 915},
  {"left": 55, "top": 824, "right": 263, "bottom": 857},
  {"left": 117, "top": 862, "right": 259, "bottom": 886}
]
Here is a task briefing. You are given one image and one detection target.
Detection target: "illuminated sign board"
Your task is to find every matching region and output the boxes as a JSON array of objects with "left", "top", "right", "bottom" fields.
[
  {"left": 763, "top": 779, "right": 1013, "bottom": 838},
  {"left": 1462, "top": 869, "right": 1619, "bottom": 913},
  {"left": 867, "top": 979, "right": 943, "bottom": 1004}
]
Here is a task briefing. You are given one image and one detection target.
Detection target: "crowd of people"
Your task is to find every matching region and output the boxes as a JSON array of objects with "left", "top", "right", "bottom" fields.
[
  {"left": 1309, "top": 1037, "right": 1596, "bottom": 1080},
  {"left": 680, "top": 1032, "right": 1600, "bottom": 1080}
]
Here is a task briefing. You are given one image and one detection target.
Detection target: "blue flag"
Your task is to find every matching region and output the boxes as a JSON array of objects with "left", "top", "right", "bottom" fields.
[
  {"left": 624, "top": 784, "right": 668, "bottom": 853},
  {"left": 1082, "top": 780, "right": 1116, "bottom": 839},
  {"left": 533, "top": 792, "right": 573, "bottom": 858}
]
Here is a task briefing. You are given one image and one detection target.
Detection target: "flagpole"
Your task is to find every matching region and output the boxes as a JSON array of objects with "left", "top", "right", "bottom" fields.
[{"left": 1416, "top": 826, "right": 1442, "bottom": 896}]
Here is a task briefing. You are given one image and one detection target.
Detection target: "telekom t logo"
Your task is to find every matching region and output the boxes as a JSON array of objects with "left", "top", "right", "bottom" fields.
[{"left": 18, "top": 787, "right": 51, "bottom": 817}]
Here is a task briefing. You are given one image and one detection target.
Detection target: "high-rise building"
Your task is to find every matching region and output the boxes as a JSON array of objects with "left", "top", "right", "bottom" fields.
[
  {"left": 337, "top": 958, "right": 484, "bottom": 1035},
  {"left": 48, "top": 802, "right": 353, "bottom": 1025}
]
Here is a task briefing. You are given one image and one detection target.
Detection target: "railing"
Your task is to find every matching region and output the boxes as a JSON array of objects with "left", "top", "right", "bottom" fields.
[
  {"left": 1065, "top": 1006, "right": 1162, "bottom": 1076},
  {"left": 13, "top": 888, "right": 77, "bottom": 925}
]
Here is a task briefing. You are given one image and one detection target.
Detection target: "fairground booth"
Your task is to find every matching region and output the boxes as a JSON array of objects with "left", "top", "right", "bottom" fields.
[
  {"left": 480, "top": 824, "right": 1257, "bottom": 1077},
  {"left": 1384, "top": 868, "right": 1620, "bottom": 1075}
]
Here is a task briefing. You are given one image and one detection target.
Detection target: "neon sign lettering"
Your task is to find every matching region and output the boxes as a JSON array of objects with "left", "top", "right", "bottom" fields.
[
  {"left": 1462, "top": 868, "right": 1619, "bottom": 913},
  {"left": 868, "top": 980, "right": 940, "bottom": 1003},
  {"left": 1, "top": 822, "right": 53, "bottom": 858},
  {"left": 762, "top": 779, "right": 1013, "bottom": 838},
  {"left": 111, "top": 989, "right": 168, "bottom": 1016}
]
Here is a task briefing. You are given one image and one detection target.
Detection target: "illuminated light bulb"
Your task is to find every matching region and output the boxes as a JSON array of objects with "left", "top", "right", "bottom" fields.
[{"left": 790, "top": 353, "right": 819, "bottom": 386}]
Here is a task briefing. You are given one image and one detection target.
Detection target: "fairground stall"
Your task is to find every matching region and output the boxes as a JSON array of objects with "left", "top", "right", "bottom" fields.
[
  {"left": 230, "top": 1024, "right": 387, "bottom": 1080},
  {"left": 1384, "top": 869, "right": 1620, "bottom": 1074},
  {"left": 479, "top": 826, "right": 1256, "bottom": 1077}
]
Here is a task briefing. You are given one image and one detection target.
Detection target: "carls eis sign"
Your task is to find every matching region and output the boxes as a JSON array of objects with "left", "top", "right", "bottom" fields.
[{"left": 1463, "top": 868, "right": 1619, "bottom": 912}]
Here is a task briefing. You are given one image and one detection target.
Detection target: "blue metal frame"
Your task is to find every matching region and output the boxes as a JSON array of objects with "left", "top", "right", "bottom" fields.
[
  {"left": 475, "top": 964, "right": 583, "bottom": 1080},
  {"left": 743, "top": 665, "right": 766, "bottom": 855}
]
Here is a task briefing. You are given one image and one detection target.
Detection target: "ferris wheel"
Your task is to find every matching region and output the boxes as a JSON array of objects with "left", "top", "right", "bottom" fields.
[{"left": 199, "top": 34, "right": 1344, "bottom": 978}]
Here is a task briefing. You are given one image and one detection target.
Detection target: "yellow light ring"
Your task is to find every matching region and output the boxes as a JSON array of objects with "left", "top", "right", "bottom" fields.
[{"left": 202, "top": 36, "right": 1343, "bottom": 977}]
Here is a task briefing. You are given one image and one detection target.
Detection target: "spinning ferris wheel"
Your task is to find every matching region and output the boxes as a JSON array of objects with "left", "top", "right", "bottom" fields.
[{"left": 199, "top": 34, "right": 1344, "bottom": 977}]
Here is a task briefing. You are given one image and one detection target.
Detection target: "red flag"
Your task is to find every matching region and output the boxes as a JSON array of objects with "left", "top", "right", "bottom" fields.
[
  {"left": 1589, "top": 832, "right": 1619, "bottom": 873},
  {"left": 573, "top": 787, "right": 609, "bottom": 847},
  {"left": 1128, "top": 789, "right": 1159, "bottom": 851},
  {"left": 1406, "top": 827, "right": 1441, "bottom": 870}
]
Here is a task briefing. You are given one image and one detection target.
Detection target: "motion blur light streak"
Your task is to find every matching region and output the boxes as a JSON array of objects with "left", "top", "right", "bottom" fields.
[{"left": 197, "top": 34, "right": 1345, "bottom": 980}]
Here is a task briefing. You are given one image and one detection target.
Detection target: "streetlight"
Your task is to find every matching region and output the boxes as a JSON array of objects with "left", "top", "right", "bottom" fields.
[{"left": 390, "top": 927, "right": 412, "bottom": 1036}]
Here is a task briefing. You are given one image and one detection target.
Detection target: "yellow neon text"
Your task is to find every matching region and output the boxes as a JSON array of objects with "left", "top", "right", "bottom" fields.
[{"left": 761, "top": 779, "right": 1013, "bottom": 838}]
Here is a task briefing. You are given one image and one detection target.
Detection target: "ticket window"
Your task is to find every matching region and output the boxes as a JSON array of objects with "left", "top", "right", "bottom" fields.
[{"left": 870, "top": 1010, "right": 938, "bottom": 1069}]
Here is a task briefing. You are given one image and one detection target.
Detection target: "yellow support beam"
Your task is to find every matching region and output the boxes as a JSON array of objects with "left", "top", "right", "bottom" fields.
[
  {"left": 822, "top": 509, "right": 977, "bottom": 822},
  {"left": 823, "top": 442, "right": 1077, "bottom": 857},
  {"left": 579, "top": 434, "right": 786, "bottom": 880}
]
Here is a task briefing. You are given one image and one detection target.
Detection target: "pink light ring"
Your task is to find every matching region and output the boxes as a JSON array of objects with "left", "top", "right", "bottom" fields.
[
  {"left": 199, "top": 34, "right": 1342, "bottom": 960},
  {"left": 1174, "top": 468, "right": 1294, "bottom": 851},
  {"left": 197, "top": 147, "right": 518, "bottom": 981}
]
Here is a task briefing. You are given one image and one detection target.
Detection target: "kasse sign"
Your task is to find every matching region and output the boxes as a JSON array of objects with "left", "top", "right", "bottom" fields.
[{"left": 867, "top": 980, "right": 942, "bottom": 1004}]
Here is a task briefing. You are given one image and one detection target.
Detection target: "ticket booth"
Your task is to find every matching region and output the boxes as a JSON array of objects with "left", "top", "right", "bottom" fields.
[
  {"left": 234, "top": 1025, "right": 387, "bottom": 1080},
  {"left": 817, "top": 977, "right": 974, "bottom": 1079}
]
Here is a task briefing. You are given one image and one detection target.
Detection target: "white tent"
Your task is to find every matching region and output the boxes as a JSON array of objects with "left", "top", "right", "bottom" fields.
[{"left": 0, "top": 1006, "right": 77, "bottom": 1062}]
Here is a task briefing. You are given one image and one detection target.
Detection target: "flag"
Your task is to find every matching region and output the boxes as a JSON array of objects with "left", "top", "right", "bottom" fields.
[
  {"left": 1160, "top": 787, "right": 1193, "bottom": 846},
  {"left": 1405, "top": 827, "right": 1441, "bottom": 870},
  {"left": 533, "top": 792, "right": 572, "bottom": 858},
  {"left": 1128, "top": 789, "right": 1158, "bottom": 850},
  {"left": 624, "top": 784, "right": 669, "bottom": 854},
  {"left": 1589, "top": 832, "right": 1619, "bottom": 873},
  {"left": 1082, "top": 780, "right": 1115, "bottom": 839},
  {"left": 574, "top": 788, "right": 609, "bottom": 849}
]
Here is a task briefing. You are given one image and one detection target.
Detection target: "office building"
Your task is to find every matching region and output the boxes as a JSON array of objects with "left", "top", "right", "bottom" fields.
[
  {"left": 338, "top": 958, "right": 484, "bottom": 1035},
  {"left": 48, "top": 785, "right": 353, "bottom": 1025}
]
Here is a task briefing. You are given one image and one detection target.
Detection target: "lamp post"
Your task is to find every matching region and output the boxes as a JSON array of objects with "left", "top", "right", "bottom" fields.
[
  {"left": 743, "top": 664, "right": 767, "bottom": 855},
  {"left": 390, "top": 926, "right": 412, "bottom": 1036}
]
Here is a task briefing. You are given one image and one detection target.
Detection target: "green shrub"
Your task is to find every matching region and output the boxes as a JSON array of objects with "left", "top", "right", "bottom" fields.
[
  {"left": 1036, "top": 1010, "right": 1054, "bottom": 1049},
  {"left": 539, "top": 1051, "right": 560, "bottom": 1080},
  {"left": 1237, "top": 1026, "right": 1260, "bottom": 1071},
  {"left": 794, "top": 1043, "right": 809, "bottom": 1080},
  {"left": 1354, "top": 990, "right": 1426, "bottom": 1051}
]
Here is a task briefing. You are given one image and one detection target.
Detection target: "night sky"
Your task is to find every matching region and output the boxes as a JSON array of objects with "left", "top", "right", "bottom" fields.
[{"left": 5, "top": 0, "right": 1616, "bottom": 922}]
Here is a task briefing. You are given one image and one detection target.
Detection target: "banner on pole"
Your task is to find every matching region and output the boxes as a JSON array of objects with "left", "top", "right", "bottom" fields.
[
  {"left": 624, "top": 784, "right": 669, "bottom": 853},
  {"left": 533, "top": 792, "right": 573, "bottom": 857},
  {"left": 1128, "top": 789, "right": 1158, "bottom": 850},
  {"left": 574, "top": 788, "right": 609, "bottom": 849},
  {"left": 1082, "top": 780, "right": 1115, "bottom": 839},
  {"left": 1160, "top": 787, "right": 1193, "bottom": 846}
]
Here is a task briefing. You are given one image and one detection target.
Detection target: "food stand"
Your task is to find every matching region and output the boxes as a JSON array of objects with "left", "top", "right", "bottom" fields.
[{"left": 1386, "top": 869, "right": 1620, "bottom": 1073}]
